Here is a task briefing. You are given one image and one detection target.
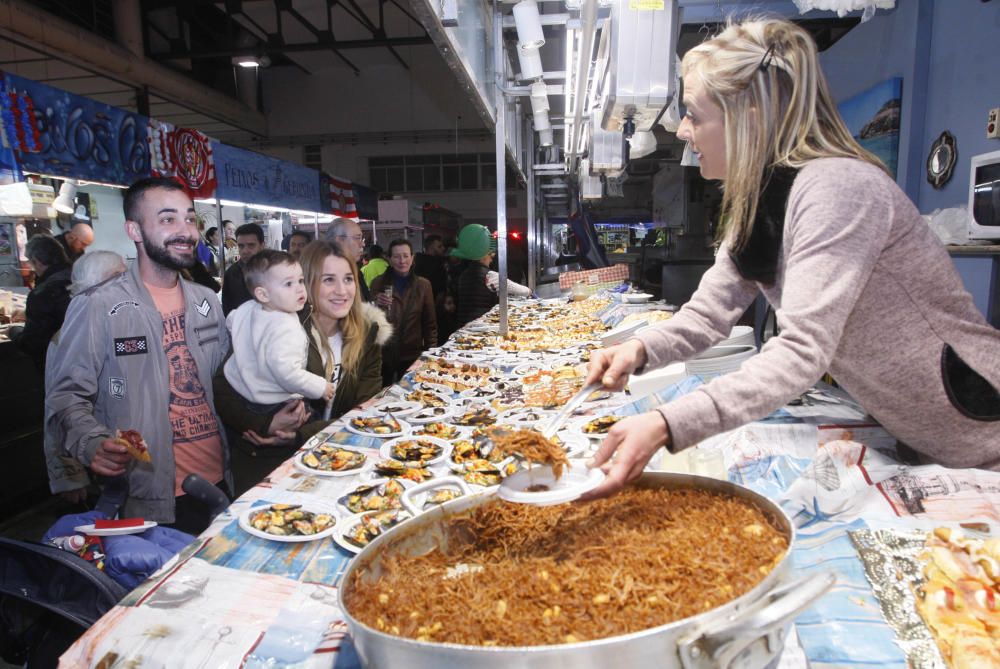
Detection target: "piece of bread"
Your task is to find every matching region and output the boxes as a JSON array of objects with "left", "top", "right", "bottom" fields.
[{"left": 115, "top": 429, "right": 152, "bottom": 463}]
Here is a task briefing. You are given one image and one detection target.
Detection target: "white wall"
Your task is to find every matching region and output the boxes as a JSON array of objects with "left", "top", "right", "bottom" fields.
[{"left": 78, "top": 185, "right": 135, "bottom": 262}]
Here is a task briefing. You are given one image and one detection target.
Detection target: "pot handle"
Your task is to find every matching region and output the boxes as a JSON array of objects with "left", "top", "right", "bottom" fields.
[
  {"left": 678, "top": 571, "right": 835, "bottom": 669},
  {"left": 400, "top": 476, "right": 472, "bottom": 517}
]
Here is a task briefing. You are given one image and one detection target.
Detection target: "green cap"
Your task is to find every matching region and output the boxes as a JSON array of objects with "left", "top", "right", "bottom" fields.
[{"left": 450, "top": 224, "right": 496, "bottom": 260}]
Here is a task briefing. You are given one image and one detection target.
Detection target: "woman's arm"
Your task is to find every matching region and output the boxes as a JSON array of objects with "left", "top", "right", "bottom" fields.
[{"left": 212, "top": 366, "right": 273, "bottom": 435}]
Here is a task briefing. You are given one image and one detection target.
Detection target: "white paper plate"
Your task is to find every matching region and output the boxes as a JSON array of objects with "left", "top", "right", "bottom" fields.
[
  {"left": 380, "top": 436, "right": 451, "bottom": 466},
  {"left": 238, "top": 504, "right": 338, "bottom": 543},
  {"left": 574, "top": 414, "right": 624, "bottom": 440},
  {"left": 411, "top": 381, "right": 457, "bottom": 397},
  {"left": 345, "top": 414, "right": 410, "bottom": 438},
  {"left": 74, "top": 521, "right": 157, "bottom": 536},
  {"left": 451, "top": 405, "right": 498, "bottom": 427},
  {"left": 458, "top": 386, "right": 497, "bottom": 401},
  {"left": 622, "top": 292, "right": 654, "bottom": 304},
  {"left": 498, "top": 463, "right": 605, "bottom": 505},
  {"left": 512, "top": 362, "right": 549, "bottom": 376},
  {"left": 336, "top": 478, "right": 413, "bottom": 517},
  {"left": 370, "top": 399, "right": 422, "bottom": 417},
  {"left": 497, "top": 407, "right": 554, "bottom": 428},
  {"left": 411, "top": 422, "right": 469, "bottom": 440},
  {"left": 293, "top": 447, "right": 369, "bottom": 477},
  {"left": 332, "top": 510, "right": 410, "bottom": 554},
  {"left": 407, "top": 405, "right": 454, "bottom": 424}
]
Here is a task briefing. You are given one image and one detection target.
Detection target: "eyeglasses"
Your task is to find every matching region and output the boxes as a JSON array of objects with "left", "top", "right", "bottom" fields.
[{"left": 337, "top": 234, "right": 364, "bottom": 243}]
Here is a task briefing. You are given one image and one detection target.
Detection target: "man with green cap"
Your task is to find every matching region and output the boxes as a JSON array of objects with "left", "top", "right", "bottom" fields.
[{"left": 451, "top": 224, "right": 499, "bottom": 327}]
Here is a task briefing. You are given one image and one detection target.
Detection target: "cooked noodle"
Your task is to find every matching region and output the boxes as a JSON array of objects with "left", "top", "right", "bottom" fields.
[
  {"left": 488, "top": 428, "right": 570, "bottom": 478},
  {"left": 344, "top": 487, "right": 787, "bottom": 646}
]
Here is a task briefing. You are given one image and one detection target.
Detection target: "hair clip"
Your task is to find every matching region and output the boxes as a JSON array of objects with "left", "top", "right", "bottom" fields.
[{"left": 758, "top": 44, "right": 776, "bottom": 71}]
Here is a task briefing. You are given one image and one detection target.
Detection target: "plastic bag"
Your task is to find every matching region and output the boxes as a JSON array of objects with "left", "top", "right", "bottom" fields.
[{"left": 922, "top": 207, "right": 969, "bottom": 245}]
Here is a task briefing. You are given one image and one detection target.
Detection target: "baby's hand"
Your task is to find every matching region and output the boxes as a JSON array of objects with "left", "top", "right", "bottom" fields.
[{"left": 323, "top": 382, "right": 335, "bottom": 401}]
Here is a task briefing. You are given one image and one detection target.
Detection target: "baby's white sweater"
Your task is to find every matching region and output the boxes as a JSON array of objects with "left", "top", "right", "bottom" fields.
[{"left": 224, "top": 301, "right": 328, "bottom": 404}]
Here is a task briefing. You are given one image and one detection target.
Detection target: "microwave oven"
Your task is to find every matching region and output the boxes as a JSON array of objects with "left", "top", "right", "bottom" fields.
[{"left": 968, "top": 149, "right": 1000, "bottom": 240}]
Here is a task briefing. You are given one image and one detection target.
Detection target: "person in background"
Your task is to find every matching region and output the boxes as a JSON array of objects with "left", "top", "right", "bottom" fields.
[
  {"left": 54, "top": 221, "right": 94, "bottom": 265},
  {"left": 214, "top": 241, "right": 392, "bottom": 495},
  {"left": 360, "top": 244, "right": 388, "bottom": 288},
  {"left": 287, "top": 229, "right": 312, "bottom": 260},
  {"left": 46, "top": 177, "right": 230, "bottom": 534},
  {"left": 414, "top": 233, "right": 448, "bottom": 298},
  {"left": 44, "top": 250, "right": 127, "bottom": 504},
  {"left": 451, "top": 224, "right": 498, "bottom": 328},
  {"left": 203, "top": 226, "right": 222, "bottom": 275},
  {"left": 371, "top": 239, "right": 437, "bottom": 384},
  {"left": 222, "top": 219, "right": 239, "bottom": 266},
  {"left": 224, "top": 249, "right": 334, "bottom": 418},
  {"left": 323, "top": 217, "right": 371, "bottom": 302},
  {"left": 221, "top": 223, "right": 264, "bottom": 316},
  {"left": 9, "top": 234, "right": 72, "bottom": 373},
  {"left": 584, "top": 17, "right": 1000, "bottom": 498},
  {"left": 436, "top": 290, "right": 459, "bottom": 343}
]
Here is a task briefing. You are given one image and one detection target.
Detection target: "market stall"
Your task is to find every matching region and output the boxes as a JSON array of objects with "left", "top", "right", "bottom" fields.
[{"left": 54, "top": 293, "right": 996, "bottom": 669}]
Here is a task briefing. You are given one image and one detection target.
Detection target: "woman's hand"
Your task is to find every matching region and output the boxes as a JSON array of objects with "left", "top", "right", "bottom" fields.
[
  {"left": 375, "top": 291, "right": 392, "bottom": 309},
  {"left": 268, "top": 399, "right": 309, "bottom": 434},
  {"left": 581, "top": 411, "right": 670, "bottom": 499},
  {"left": 585, "top": 339, "right": 648, "bottom": 391}
]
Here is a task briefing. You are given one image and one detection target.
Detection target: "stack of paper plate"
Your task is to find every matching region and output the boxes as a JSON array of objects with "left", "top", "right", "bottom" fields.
[{"left": 685, "top": 344, "right": 757, "bottom": 380}]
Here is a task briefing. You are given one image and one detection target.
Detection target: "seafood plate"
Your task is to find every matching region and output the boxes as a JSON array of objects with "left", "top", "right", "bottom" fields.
[
  {"left": 380, "top": 437, "right": 450, "bottom": 465},
  {"left": 413, "top": 422, "right": 464, "bottom": 440},
  {"left": 405, "top": 390, "right": 449, "bottom": 408},
  {"left": 240, "top": 503, "right": 337, "bottom": 542},
  {"left": 581, "top": 415, "right": 623, "bottom": 435},
  {"left": 335, "top": 510, "right": 410, "bottom": 553},
  {"left": 347, "top": 414, "right": 408, "bottom": 437},
  {"left": 338, "top": 478, "right": 410, "bottom": 515},
  {"left": 453, "top": 407, "right": 497, "bottom": 427},
  {"left": 408, "top": 405, "right": 454, "bottom": 424},
  {"left": 371, "top": 459, "right": 434, "bottom": 483},
  {"left": 294, "top": 445, "right": 367, "bottom": 477}
]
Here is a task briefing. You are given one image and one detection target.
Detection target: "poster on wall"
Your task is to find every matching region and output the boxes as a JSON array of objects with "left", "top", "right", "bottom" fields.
[
  {"left": 838, "top": 77, "right": 902, "bottom": 178},
  {"left": 2, "top": 73, "right": 150, "bottom": 185},
  {"left": 213, "top": 141, "right": 321, "bottom": 212}
]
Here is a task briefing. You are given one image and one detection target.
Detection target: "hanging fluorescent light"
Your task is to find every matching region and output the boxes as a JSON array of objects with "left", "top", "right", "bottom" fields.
[
  {"left": 516, "top": 44, "right": 544, "bottom": 81},
  {"left": 53, "top": 180, "right": 77, "bottom": 214},
  {"left": 512, "top": 0, "right": 546, "bottom": 49},
  {"left": 539, "top": 128, "right": 554, "bottom": 147},
  {"left": 232, "top": 55, "right": 267, "bottom": 68},
  {"left": 533, "top": 110, "right": 551, "bottom": 131}
]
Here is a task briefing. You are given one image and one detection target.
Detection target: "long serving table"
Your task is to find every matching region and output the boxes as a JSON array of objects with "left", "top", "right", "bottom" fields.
[{"left": 59, "top": 297, "right": 1000, "bottom": 669}]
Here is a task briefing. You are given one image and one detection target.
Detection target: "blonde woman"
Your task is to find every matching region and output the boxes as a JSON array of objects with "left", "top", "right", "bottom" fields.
[
  {"left": 214, "top": 240, "right": 392, "bottom": 495},
  {"left": 586, "top": 17, "right": 1000, "bottom": 495}
]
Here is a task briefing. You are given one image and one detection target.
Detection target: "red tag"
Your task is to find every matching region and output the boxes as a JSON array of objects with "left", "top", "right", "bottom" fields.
[{"left": 94, "top": 518, "right": 144, "bottom": 529}]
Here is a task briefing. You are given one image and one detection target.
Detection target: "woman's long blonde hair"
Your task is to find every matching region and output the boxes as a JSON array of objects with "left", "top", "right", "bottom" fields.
[
  {"left": 682, "top": 18, "right": 888, "bottom": 251},
  {"left": 300, "top": 240, "right": 371, "bottom": 383}
]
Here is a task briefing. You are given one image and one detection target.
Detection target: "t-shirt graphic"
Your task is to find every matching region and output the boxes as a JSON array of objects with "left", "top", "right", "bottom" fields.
[{"left": 147, "top": 281, "right": 223, "bottom": 495}]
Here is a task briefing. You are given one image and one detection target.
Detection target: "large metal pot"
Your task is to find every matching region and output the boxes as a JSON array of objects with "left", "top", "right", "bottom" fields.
[{"left": 338, "top": 472, "right": 833, "bottom": 669}]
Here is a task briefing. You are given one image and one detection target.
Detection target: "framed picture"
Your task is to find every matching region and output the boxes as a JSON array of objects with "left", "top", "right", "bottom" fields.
[{"left": 838, "top": 77, "right": 902, "bottom": 178}]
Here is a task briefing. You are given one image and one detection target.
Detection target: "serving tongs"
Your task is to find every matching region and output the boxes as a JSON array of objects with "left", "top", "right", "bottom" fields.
[{"left": 540, "top": 381, "right": 603, "bottom": 439}]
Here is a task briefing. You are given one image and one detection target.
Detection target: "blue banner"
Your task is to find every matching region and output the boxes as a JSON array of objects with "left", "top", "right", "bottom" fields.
[
  {"left": 213, "top": 141, "right": 322, "bottom": 212},
  {"left": 5, "top": 73, "right": 149, "bottom": 185}
]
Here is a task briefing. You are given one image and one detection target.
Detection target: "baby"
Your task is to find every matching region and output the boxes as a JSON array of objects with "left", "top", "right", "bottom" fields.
[{"left": 224, "top": 249, "right": 333, "bottom": 414}]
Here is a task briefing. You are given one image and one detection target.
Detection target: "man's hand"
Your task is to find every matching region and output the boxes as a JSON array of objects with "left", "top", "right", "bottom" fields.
[
  {"left": 585, "top": 339, "right": 648, "bottom": 391},
  {"left": 91, "top": 438, "right": 131, "bottom": 477},
  {"left": 581, "top": 411, "right": 670, "bottom": 499},
  {"left": 269, "top": 399, "right": 309, "bottom": 434},
  {"left": 242, "top": 429, "right": 297, "bottom": 447}
]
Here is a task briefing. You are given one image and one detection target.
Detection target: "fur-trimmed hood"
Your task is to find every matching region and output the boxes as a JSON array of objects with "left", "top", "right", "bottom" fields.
[{"left": 361, "top": 302, "right": 394, "bottom": 346}]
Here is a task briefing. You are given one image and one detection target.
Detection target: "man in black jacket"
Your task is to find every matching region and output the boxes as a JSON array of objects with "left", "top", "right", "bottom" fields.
[
  {"left": 10, "top": 234, "right": 72, "bottom": 372},
  {"left": 221, "top": 223, "right": 263, "bottom": 316}
]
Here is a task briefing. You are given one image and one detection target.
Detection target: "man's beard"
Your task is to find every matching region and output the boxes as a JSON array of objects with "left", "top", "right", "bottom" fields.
[{"left": 143, "top": 235, "right": 196, "bottom": 271}]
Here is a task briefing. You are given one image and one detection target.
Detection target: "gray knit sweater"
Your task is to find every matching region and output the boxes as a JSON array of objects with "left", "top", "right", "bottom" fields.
[{"left": 634, "top": 157, "right": 1000, "bottom": 470}]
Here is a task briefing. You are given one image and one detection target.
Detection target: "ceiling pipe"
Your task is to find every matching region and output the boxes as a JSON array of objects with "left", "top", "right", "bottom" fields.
[{"left": 566, "top": 0, "right": 597, "bottom": 172}]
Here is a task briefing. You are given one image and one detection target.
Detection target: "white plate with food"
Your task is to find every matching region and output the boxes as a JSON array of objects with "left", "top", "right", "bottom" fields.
[
  {"left": 345, "top": 413, "right": 409, "bottom": 438},
  {"left": 406, "top": 405, "right": 454, "bottom": 424},
  {"left": 575, "top": 414, "right": 625, "bottom": 440},
  {"left": 379, "top": 436, "right": 451, "bottom": 466},
  {"left": 451, "top": 405, "right": 498, "bottom": 427},
  {"left": 336, "top": 478, "right": 412, "bottom": 516},
  {"left": 294, "top": 445, "right": 369, "bottom": 477},
  {"left": 458, "top": 385, "right": 498, "bottom": 401},
  {"left": 410, "top": 381, "right": 457, "bottom": 397},
  {"left": 239, "top": 503, "right": 338, "bottom": 542},
  {"left": 512, "top": 362, "right": 549, "bottom": 377},
  {"left": 366, "top": 459, "right": 436, "bottom": 483},
  {"left": 497, "top": 407, "right": 554, "bottom": 429},
  {"left": 370, "top": 399, "right": 422, "bottom": 417},
  {"left": 333, "top": 510, "right": 410, "bottom": 554},
  {"left": 411, "top": 421, "right": 468, "bottom": 440},
  {"left": 403, "top": 389, "right": 450, "bottom": 408},
  {"left": 621, "top": 292, "right": 654, "bottom": 304}
]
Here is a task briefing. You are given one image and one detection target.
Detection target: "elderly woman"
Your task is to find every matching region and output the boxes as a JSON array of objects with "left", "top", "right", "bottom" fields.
[
  {"left": 371, "top": 238, "right": 437, "bottom": 384},
  {"left": 586, "top": 17, "right": 1000, "bottom": 497},
  {"left": 214, "top": 240, "right": 392, "bottom": 495}
]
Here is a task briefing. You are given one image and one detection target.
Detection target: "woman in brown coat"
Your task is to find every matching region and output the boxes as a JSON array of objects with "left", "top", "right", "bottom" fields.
[{"left": 372, "top": 238, "right": 438, "bottom": 384}]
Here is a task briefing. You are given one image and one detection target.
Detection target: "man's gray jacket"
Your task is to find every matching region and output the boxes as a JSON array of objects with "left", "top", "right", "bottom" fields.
[{"left": 46, "top": 261, "right": 231, "bottom": 523}]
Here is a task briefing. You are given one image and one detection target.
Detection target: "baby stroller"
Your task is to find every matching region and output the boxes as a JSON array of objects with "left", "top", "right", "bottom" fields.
[{"left": 0, "top": 475, "right": 230, "bottom": 668}]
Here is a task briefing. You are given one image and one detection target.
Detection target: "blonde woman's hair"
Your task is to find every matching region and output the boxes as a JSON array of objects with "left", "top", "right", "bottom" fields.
[
  {"left": 300, "top": 240, "right": 371, "bottom": 383},
  {"left": 682, "top": 17, "right": 888, "bottom": 251}
]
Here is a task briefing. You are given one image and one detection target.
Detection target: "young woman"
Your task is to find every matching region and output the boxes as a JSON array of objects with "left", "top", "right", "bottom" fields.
[
  {"left": 586, "top": 17, "right": 1000, "bottom": 497},
  {"left": 214, "top": 240, "right": 392, "bottom": 495},
  {"left": 371, "top": 238, "right": 437, "bottom": 384}
]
